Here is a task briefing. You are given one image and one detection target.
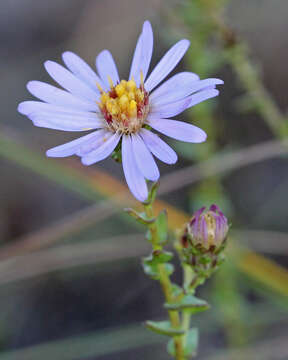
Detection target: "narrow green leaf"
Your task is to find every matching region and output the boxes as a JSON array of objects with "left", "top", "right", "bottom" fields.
[
  {"left": 149, "top": 182, "right": 159, "bottom": 204},
  {"left": 142, "top": 262, "right": 174, "bottom": 281},
  {"left": 143, "top": 250, "right": 173, "bottom": 266},
  {"left": 155, "top": 210, "right": 168, "bottom": 244},
  {"left": 145, "top": 321, "right": 184, "bottom": 337},
  {"left": 124, "top": 208, "right": 155, "bottom": 225},
  {"left": 143, "top": 181, "right": 159, "bottom": 205},
  {"left": 142, "top": 262, "right": 159, "bottom": 280},
  {"left": 164, "top": 295, "right": 209, "bottom": 314},
  {"left": 167, "top": 328, "right": 198, "bottom": 357},
  {"left": 185, "top": 328, "right": 199, "bottom": 356}
]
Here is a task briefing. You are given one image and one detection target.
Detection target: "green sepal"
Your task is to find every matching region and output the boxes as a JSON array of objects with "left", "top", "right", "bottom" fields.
[
  {"left": 111, "top": 142, "right": 122, "bottom": 162},
  {"left": 142, "top": 124, "right": 152, "bottom": 131},
  {"left": 167, "top": 328, "right": 198, "bottom": 357},
  {"left": 124, "top": 208, "right": 155, "bottom": 225},
  {"left": 171, "top": 284, "right": 183, "bottom": 299},
  {"left": 164, "top": 295, "right": 209, "bottom": 314},
  {"left": 145, "top": 321, "right": 185, "bottom": 337},
  {"left": 199, "top": 254, "right": 213, "bottom": 265},
  {"left": 155, "top": 210, "right": 168, "bottom": 244}
]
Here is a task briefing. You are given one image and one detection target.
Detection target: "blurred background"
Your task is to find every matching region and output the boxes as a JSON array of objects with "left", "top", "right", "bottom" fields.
[{"left": 0, "top": 0, "right": 288, "bottom": 359}]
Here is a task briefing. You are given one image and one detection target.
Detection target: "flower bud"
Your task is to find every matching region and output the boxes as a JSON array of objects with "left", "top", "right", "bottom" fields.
[{"left": 182, "top": 204, "right": 228, "bottom": 253}]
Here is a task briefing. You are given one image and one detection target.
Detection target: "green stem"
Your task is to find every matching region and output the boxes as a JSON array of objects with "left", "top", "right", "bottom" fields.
[
  {"left": 144, "top": 202, "right": 185, "bottom": 360},
  {"left": 182, "top": 265, "right": 194, "bottom": 349}
]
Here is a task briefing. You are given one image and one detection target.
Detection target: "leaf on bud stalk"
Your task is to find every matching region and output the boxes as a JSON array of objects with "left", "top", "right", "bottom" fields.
[{"left": 171, "top": 284, "right": 183, "bottom": 299}]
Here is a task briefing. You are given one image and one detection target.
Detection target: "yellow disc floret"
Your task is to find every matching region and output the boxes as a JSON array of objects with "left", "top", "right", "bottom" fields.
[{"left": 97, "top": 76, "right": 149, "bottom": 134}]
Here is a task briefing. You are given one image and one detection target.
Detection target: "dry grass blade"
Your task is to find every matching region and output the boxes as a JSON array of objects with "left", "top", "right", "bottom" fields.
[
  {"left": 1, "top": 138, "right": 287, "bottom": 260},
  {"left": 0, "top": 130, "right": 288, "bottom": 297},
  {"left": 159, "top": 138, "right": 288, "bottom": 195},
  {"left": 204, "top": 334, "right": 288, "bottom": 360},
  {"left": 0, "top": 234, "right": 147, "bottom": 285},
  {"left": 234, "top": 229, "right": 288, "bottom": 254},
  {"left": 0, "top": 200, "right": 119, "bottom": 261},
  {"left": 0, "top": 324, "right": 160, "bottom": 360}
]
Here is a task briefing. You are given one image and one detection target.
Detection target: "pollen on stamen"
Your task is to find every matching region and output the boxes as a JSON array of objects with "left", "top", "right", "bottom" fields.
[{"left": 97, "top": 74, "right": 149, "bottom": 134}]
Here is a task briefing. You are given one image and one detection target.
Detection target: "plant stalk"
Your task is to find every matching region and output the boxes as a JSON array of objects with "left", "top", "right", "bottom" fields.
[{"left": 144, "top": 202, "right": 185, "bottom": 360}]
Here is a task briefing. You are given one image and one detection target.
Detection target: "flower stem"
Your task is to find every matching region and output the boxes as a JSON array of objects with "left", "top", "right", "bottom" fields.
[
  {"left": 182, "top": 265, "right": 194, "bottom": 349},
  {"left": 143, "top": 202, "right": 185, "bottom": 360}
]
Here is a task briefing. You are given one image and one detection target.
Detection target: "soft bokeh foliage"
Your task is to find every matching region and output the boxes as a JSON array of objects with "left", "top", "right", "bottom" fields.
[{"left": 0, "top": 0, "right": 288, "bottom": 359}]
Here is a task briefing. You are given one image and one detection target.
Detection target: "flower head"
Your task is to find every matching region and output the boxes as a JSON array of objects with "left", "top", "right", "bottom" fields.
[
  {"left": 18, "top": 21, "right": 223, "bottom": 202},
  {"left": 182, "top": 204, "right": 228, "bottom": 252}
]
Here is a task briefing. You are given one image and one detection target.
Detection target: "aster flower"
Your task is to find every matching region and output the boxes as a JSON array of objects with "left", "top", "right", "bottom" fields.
[{"left": 18, "top": 21, "right": 223, "bottom": 202}]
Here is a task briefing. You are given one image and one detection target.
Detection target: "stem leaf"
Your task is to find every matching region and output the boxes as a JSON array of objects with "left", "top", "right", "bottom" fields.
[
  {"left": 142, "top": 262, "right": 174, "bottom": 280},
  {"left": 155, "top": 210, "right": 168, "bottom": 244},
  {"left": 143, "top": 250, "right": 173, "bottom": 265},
  {"left": 167, "top": 328, "right": 199, "bottom": 357},
  {"left": 145, "top": 320, "right": 184, "bottom": 337},
  {"left": 143, "top": 181, "right": 159, "bottom": 205},
  {"left": 164, "top": 295, "right": 210, "bottom": 314},
  {"left": 124, "top": 208, "right": 155, "bottom": 225}
]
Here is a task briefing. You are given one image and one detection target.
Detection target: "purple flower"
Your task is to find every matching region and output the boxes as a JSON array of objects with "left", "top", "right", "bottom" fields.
[
  {"left": 185, "top": 204, "right": 228, "bottom": 251},
  {"left": 18, "top": 21, "right": 223, "bottom": 202}
]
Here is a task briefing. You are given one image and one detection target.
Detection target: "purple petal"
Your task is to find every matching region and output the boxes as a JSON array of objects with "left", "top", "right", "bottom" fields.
[
  {"left": 29, "top": 111, "right": 104, "bottom": 131},
  {"left": 76, "top": 130, "right": 113, "bottom": 157},
  {"left": 96, "top": 50, "right": 120, "bottom": 90},
  {"left": 151, "top": 76, "right": 223, "bottom": 106},
  {"left": 192, "top": 208, "right": 205, "bottom": 240},
  {"left": 44, "top": 61, "right": 99, "bottom": 102},
  {"left": 122, "top": 135, "right": 148, "bottom": 202},
  {"left": 81, "top": 132, "right": 121, "bottom": 165},
  {"left": 62, "top": 51, "right": 104, "bottom": 91},
  {"left": 187, "top": 89, "right": 219, "bottom": 109},
  {"left": 140, "top": 128, "right": 177, "bottom": 164},
  {"left": 214, "top": 216, "right": 221, "bottom": 245},
  {"left": 18, "top": 101, "right": 99, "bottom": 117},
  {"left": 148, "top": 118, "right": 207, "bottom": 143},
  {"left": 144, "top": 39, "right": 190, "bottom": 92},
  {"left": 149, "top": 97, "right": 191, "bottom": 118},
  {"left": 131, "top": 133, "right": 159, "bottom": 181},
  {"left": 209, "top": 204, "right": 224, "bottom": 215},
  {"left": 200, "top": 216, "right": 208, "bottom": 247},
  {"left": 129, "top": 21, "right": 153, "bottom": 86},
  {"left": 150, "top": 72, "right": 199, "bottom": 103},
  {"left": 209, "top": 204, "right": 218, "bottom": 213},
  {"left": 46, "top": 129, "right": 108, "bottom": 157},
  {"left": 26, "top": 81, "right": 99, "bottom": 112}
]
